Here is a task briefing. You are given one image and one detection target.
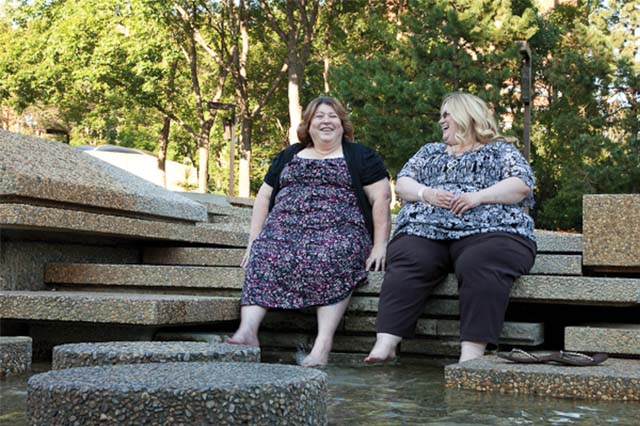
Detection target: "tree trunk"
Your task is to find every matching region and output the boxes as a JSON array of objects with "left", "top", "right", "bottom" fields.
[
  {"left": 158, "top": 115, "right": 171, "bottom": 188},
  {"left": 238, "top": 117, "right": 252, "bottom": 197},
  {"left": 287, "top": 57, "right": 302, "bottom": 144}
]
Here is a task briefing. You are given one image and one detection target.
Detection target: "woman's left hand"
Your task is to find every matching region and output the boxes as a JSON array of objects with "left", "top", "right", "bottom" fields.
[
  {"left": 366, "top": 244, "right": 387, "bottom": 272},
  {"left": 450, "top": 192, "right": 482, "bottom": 215}
]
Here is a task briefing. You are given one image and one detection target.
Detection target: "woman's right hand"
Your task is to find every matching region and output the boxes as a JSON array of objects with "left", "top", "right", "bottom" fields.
[{"left": 423, "top": 188, "right": 455, "bottom": 209}]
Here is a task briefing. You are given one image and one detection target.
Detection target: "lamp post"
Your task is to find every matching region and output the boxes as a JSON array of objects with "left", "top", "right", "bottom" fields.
[
  {"left": 519, "top": 41, "right": 532, "bottom": 162},
  {"left": 207, "top": 102, "right": 236, "bottom": 196}
]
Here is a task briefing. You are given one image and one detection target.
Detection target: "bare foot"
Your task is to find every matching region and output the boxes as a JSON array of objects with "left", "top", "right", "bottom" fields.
[
  {"left": 300, "top": 352, "right": 329, "bottom": 368},
  {"left": 226, "top": 331, "right": 259, "bottom": 347},
  {"left": 298, "top": 339, "right": 330, "bottom": 367},
  {"left": 364, "top": 333, "right": 401, "bottom": 363}
]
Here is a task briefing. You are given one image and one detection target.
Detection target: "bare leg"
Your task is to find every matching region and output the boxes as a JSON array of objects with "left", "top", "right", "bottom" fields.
[
  {"left": 300, "top": 297, "right": 351, "bottom": 367},
  {"left": 227, "top": 305, "right": 267, "bottom": 346},
  {"left": 364, "top": 333, "right": 402, "bottom": 363},
  {"left": 459, "top": 341, "right": 487, "bottom": 362}
]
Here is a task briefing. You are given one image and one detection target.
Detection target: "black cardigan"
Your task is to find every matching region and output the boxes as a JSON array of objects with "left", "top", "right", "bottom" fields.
[{"left": 264, "top": 141, "right": 389, "bottom": 239}]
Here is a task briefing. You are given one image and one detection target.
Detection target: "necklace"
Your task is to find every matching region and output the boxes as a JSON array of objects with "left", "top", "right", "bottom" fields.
[{"left": 448, "top": 142, "right": 482, "bottom": 155}]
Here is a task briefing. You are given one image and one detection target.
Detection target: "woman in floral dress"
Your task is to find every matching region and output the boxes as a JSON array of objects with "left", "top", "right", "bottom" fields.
[{"left": 229, "top": 96, "right": 391, "bottom": 367}]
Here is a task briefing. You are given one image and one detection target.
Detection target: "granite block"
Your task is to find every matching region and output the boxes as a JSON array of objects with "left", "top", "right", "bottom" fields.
[
  {"left": 45, "top": 263, "right": 245, "bottom": 289},
  {"left": 28, "top": 362, "right": 327, "bottom": 425},
  {"left": 565, "top": 324, "right": 640, "bottom": 356},
  {"left": 0, "top": 336, "right": 32, "bottom": 378},
  {"left": 143, "top": 247, "right": 245, "bottom": 266},
  {"left": 0, "top": 240, "right": 138, "bottom": 291},
  {"left": 358, "top": 274, "right": 640, "bottom": 305},
  {"left": 0, "top": 130, "right": 206, "bottom": 222},
  {"left": 0, "top": 203, "right": 248, "bottom": 246},
  {"left": 583, "top": 194, "right": 640, "bottom": 270},
  {"left": 445, "top": 355, "right": 640, "bottom": 401},
  {"left": 52, "top": 341, "right": 260, "bottom": 369},
  {"left": 0, "top": 291, "right": 239, "bottom": 325}
]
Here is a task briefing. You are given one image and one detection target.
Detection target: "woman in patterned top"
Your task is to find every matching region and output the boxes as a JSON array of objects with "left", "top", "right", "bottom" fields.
[
  {"left": 365, "top": 92, "right": 536, "bottom": 364},
  {"left": 228, "top": 96, "right": 391, "bottom": 367}
]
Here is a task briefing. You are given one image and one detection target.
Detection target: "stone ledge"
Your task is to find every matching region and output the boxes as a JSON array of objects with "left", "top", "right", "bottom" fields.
[
  {"left": 143, "top": 247, "right": 246, "bottom": 266},
  {"left": 0, "top": 130, "right": 207, "bottom": 222},
  {"left": 444, "top": 355, "right": 640, "bottom": 401},
  {"left": 342, "top": 316, "right": 544, "bottom": 346},
  {"left": 534, "top": 230, "right": 582, "bottom": 253},
  {"left": 565, "top": 324, "right": 640, "bottom": 356},
  {"left": 45, "top": 263, "right": 244, "bottom": 289},
  {"left": 349, "top": 296, "right": 459, "bottom": 315},
  {"left": 28, "top": 362, "right": 327, "bottom": 425},
  {"left": 0, "top": 291, "right": 239, "bottom": 325},
  {"left": 0, "top": 336, "right": 32, "bottom": 378},
  {"left": 0, "top": 203, "right": 248, "bottom": 246},
  {"left": 358, "top": 275, "right": 640, "bottom": 305},
  {"left": 52, "top": 341, "right": 260, "bottom": 369}
]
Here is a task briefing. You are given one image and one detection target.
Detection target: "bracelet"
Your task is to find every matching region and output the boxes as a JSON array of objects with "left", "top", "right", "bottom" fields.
[{"left": 418, "top": 187, "right": 426, "bottom": 203}]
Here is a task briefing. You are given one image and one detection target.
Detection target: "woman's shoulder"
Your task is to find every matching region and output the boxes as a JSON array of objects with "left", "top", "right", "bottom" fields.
[{"left": 416, "top": 142, "right": 446, "bottom": 155}]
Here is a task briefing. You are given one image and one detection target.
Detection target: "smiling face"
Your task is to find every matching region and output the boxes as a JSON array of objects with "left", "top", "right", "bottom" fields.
[
  {"left": 439, "top": 110, "right": 459, "bottom": 145},
  {"left": 309, "top": 104, "right": 344, "bottom": 146}
]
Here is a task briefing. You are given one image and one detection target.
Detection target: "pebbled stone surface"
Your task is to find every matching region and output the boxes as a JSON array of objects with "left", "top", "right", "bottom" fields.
[
  {"left": 52, "top": 341, "right": 260, "bottom": 369},
  {"left": 28, "top": 361, "right": 328, "bottom": 425}
]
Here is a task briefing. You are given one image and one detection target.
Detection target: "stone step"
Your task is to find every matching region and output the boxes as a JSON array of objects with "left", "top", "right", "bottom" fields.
[
  {"left": 45, "top": 263, "right": 639, "bottom": 305},
  {"left": 0, "top": 203, "right": 248, "bottom": 246},
  {"left": 565, "top": 324, "right": 640, "bottom": 356},
  {"left": 45, "top": 264, "right": 245, "bottom": 289},
  {"left": 52, "top": 341, "right": 260, "bottom": 370},
  {"left": 241, "top": 331, "right": 465, "bottom": 358},
  {"left": 142, "top": 247, "right": 580, "bottom": 274},
  {"left": 0, "top": 336, "right": 32, "bottom": 378},
  {"left": 28, "top": 362, "right": 327, "bottom": 425},
  {"left": 0, "top": 291, "right": 239, "bottom": 325},
  {"left": 444, "top": 355, "right": 640, "bottom": 401},
  {"left": 349, "top": 296, "right": 460, "bottom": 316},
  {"left": 143, "top": 247, "right": 246, "bottom": 266},
  {"left": 360, "top": 274, "right": 640, "bottom": 306},
  {"left": 260, "top": 312, "right": 543, "bottom": 346}
]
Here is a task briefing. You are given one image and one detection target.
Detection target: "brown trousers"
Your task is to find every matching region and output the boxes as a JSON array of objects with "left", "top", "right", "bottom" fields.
[{"left": 376, "top": 232, "right": 536, "bottom": 346}]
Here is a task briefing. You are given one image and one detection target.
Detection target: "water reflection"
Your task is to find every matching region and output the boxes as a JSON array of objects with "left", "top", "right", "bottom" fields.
[
  {"left": 325, "top": 361, "right": 640, "bottom": 426},
  {"left": 1, "top": 360, "right": 639, "bottom": 425}
]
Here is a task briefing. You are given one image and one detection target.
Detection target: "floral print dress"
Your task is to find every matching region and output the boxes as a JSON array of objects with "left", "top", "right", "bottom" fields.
[{"left": 241, "top": 156, "right": 371, "bottom": 308}]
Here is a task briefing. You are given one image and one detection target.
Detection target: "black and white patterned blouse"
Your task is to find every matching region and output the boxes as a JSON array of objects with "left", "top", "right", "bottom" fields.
[{"left": 394, "top": 140, "right": 536, "bottom": 242}]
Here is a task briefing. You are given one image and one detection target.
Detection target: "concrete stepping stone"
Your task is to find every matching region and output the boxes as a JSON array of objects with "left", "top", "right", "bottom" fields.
[
  {"left": 28, "top": 361, "right": 327, "bottom": 425},
  {"left": 444, "top": 355, "right": 640, "bottom": 401},
  {"left": 565, "top": 324, "right": 640, "bottom": 356},
  {"left": 52, "top": 341, "right": 260, "bottom": 369},
  {"left": 0, "top": 336, "right": 32, "bottom": 378}
]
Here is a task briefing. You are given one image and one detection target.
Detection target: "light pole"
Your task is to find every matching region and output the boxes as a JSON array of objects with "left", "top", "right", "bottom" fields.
[
  {"left": 207, "top": 102, "right": 236, "bottom": 196},
  {"left": 519, "top": 41, "right": 532, "bottom": 162}
]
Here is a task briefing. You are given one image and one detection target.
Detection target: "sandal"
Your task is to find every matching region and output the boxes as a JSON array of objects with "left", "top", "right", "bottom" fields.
[
  {"left": 547, "top": 351, "right": 608, "bottom": 366},
  {"left": 496, "top": 348, "right": 555, "bottom": 364}
]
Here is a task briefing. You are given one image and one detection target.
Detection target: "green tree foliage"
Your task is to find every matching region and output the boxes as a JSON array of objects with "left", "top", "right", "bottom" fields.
[{"left": 1, "top": 0, "right": 637, "bottom": 230}]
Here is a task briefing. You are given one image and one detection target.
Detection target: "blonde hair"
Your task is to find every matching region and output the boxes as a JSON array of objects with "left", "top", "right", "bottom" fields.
[
  {"left": 297, "top": 96, "right": 354, "bottom": 147},
  {"left": 441, "top": 92, "right": 513, "bottom": 145}
]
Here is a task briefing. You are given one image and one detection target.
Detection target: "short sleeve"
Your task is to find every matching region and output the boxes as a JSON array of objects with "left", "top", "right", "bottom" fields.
[
  {"left": 397, "top": 144, "right": 433, "bottom": 181},
  {"left": 263, "top": 144, "right": 301, "bottom": 187},
  {"left": 498, "top": 142, "right": 535, "bottom": 207},
  {"left": 360, "top": 146, "right": 390, "bottom": 185}
]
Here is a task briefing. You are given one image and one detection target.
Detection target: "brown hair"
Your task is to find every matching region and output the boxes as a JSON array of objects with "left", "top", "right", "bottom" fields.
[{"left": 297, "top": 96, "right": 354, "bottom": 147}]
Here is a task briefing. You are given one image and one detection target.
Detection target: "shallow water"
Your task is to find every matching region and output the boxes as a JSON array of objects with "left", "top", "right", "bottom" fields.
[{"left": 2, "top": 361, "right": 639, "bottom": 425}]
